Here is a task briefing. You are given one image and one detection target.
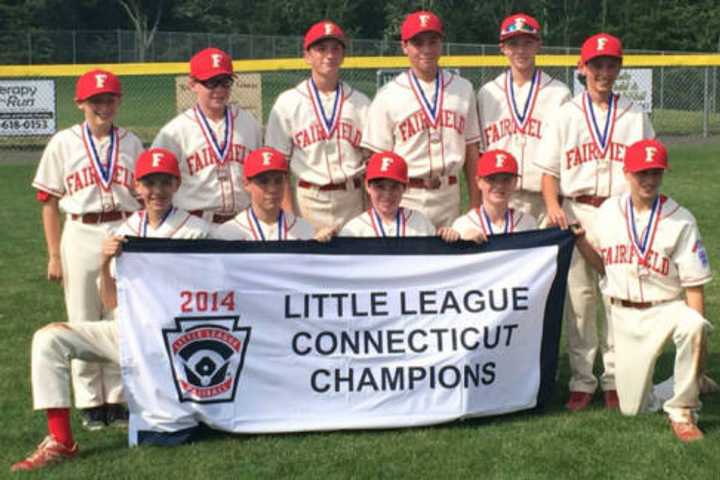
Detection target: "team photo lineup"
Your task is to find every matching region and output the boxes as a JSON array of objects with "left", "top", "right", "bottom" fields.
[{"left": 10, "top": 9, "right": 716, "bottom": 473}]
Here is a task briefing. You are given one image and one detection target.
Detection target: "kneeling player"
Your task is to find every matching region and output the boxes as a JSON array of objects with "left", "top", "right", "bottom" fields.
[
  {"left": 339, "top": 151, "right": 436, "bottom": 237},
  {"left": 11, "top": 148, "right": 210, "bottom": 472},
  {"left": 573, "top": 139, "right": 712, "bottom": 443},
  {"left": 213, "top": 147, "right": 333, "bottom": 241},
  {"left": 443, "top": 150, "right": 537, "bottom": 243}
]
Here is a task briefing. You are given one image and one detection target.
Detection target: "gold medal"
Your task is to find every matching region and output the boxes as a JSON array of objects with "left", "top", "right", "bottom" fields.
[
  {"left": 430, "top": 131, "right": 442, "bottom": 144},
  {"left": 216, "top": 166, "right": 229, "bottom": 180}
]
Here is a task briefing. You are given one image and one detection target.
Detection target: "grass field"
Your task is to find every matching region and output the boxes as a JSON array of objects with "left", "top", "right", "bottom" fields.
[{"left": 1, "top": 140, "right": 719, "bottom": 479}]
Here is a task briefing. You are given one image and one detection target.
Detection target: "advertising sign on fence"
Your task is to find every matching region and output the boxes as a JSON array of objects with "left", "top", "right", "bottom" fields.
[
  {"left": 0, "top": 80, "right": 56, "bottom": 136},
  {"left": 574, "top": 69, "right": 653, "bottom": 112}
]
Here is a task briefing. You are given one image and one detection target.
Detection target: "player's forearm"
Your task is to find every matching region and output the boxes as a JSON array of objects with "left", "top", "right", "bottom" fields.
[
  {"left": 41, "top": 198, "right": 62, "bottom": 259},
  {"left": 282, "top": 181, "right": 297, "bottom": 216},
  {"left": 685, "top": 286, "right": 705, "bottom": 317},
  {"left": 541, "top": 174, "right": 562, "bottom": 210},
  {"left": 464, "top": 143, "right": 481, "bottom": 208},
  {"left": 574, "top": 235, "right": 605, "bottom": 275},
  {"left": 99, "top": 262, "right": 118, "bottom": 311}
]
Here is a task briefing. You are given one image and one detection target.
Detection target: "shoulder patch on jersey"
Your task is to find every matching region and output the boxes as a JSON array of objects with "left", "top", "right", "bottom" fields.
[{"left": 693, "top": 239, "right": 710, "bottom": 268}]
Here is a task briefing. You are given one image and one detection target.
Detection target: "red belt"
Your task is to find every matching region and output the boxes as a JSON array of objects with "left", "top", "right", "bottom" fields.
[
  {"left": 298, "top": 177, "right": 362, "bottom": 191},
  {"left": 573, "top": 195, "right": 608, "bottom": 208},
  {"left": 71, "top": 211, "right": 130, "bottom": 224},
  {"left": 611, "top": 298, "right": 654, "bottom": 310},
  {"left": 408, "top": 176, "right": 458, "bottom": 190},
  {"left": 189, "top": 210, "right": 236, "bottom": 224}
]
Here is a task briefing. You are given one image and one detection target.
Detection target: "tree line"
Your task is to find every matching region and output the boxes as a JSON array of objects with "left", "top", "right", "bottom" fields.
[{"left": 2, "top": 0, "right": 720, "bottom": 52}]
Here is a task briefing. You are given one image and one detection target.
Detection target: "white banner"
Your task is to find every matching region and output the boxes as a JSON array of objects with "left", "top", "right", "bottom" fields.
[{"left": 117, "top": 231, "right": 573, "bottom": 445}]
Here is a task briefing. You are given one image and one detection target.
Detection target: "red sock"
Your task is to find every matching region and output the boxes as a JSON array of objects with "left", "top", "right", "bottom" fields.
[{"left": 46, "top": 408, "right": 74, "bottom": 447}]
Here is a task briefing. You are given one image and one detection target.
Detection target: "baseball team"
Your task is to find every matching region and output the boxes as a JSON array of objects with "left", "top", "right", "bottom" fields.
[{"left": 12, "top": 10, "right": 714, "bottom": 472}]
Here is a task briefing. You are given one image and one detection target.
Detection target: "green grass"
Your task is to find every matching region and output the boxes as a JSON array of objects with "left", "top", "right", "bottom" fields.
[{"left": 1, "top": 141, "right": 719, "bottom": 478}]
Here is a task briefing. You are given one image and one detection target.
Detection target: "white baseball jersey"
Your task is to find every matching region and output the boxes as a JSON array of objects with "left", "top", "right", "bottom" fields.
[
  {"left": 339, "top": 208, "right": 436, "bottom": 237},
  {"left": 116, "top": 208, "right": 211, "bottom": 239},
  {"left": 535, "top": 93, "right": 655, "bottom": 197},
  {"left": 362, "top": 69, "right": 481, "bottom": 178},
  {"left": 152, "top": 104, "right": 262, "bottom": 214},
  {"left": 451, "top": 207, "right": 537, "bottom": 237},
  {"left": 212, "top": 208, "right": 315, "bottom": 240},
  {"left": 33, "top": 124, "right": 143, "bottom": 214},
  {"left": 587, "top": 194, "right": 712, "bottom": 302},
  {"left": 265, "top": 80, "right": 370, "bottom": 185},
  {"left": 478, "top": 70, "right": 571, "bottom": 192}
]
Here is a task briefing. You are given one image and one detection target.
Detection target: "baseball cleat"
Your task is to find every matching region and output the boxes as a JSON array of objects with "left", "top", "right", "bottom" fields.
[
  {"left": 79, "top": 406, "right": 106, "bottom": 431},
  {"left": 669, "top": 420, "right": 704, "bottom": 443},
  {"left": 565, "top": 391, "right": 593, "bottom": 411},
  {"left": 105, "top": 404, "right": 129, "bottom": 429},
  {"left": 603, "top": 390, "right": 620, "bottom": 410},
  {"left": 10, "top": 435, "right": 78, "bottom": 472}
]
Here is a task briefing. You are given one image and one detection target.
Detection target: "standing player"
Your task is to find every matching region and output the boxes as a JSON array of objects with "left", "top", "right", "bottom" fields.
[
  {"left": 445, "top": 150, "right": 537, "bottom": 242},
  {"left": 572, "top": 139, "right": 712, "bottom": 442},
  {"left": 535, "top": 33, "right": 655, "bottom": 411},
  {"left": 213, "top": 147, "right": 333, "bottom": 241},
  {"left": 13, "top": 149, "right": 210, "bottom": 472},
  {"left": 477, "top": 13, "right": 571, "bottom": 224},
  {"left": 361, "top": 10, "right": 482, "bottom": 228},
  {"left": 339, "top": 151, "right": 436, "bottom": 237},
  {"left": 32, "top": 69, "right": 143, "bottom": 429},
  {"left": 265, "top": 20, "right": 370, "bottom": 230},
  {"left": 152, "top": 47, "right": 262, "bottom": 224}
]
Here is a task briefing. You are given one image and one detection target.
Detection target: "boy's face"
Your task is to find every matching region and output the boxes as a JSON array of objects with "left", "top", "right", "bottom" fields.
[
  {"left": 244, "top": 171, "right": 287, "bottom": 212},
  {"left": 135, "top": 174, "right": 180, "bottom": 212},
  {"left": 402, "top": 32, "right": 442, "bottom": 78},
  {"left": 190, "top": 74, "right": 233, "bottom": 113},
  {"left": 366, "top": 178, "right": 405, "bottom": 217},
  {"left": 477, "top": 173, "right": 518, "bottom": 206},
  {"left": 625, "top": 169, "right": 664, "bottom": 202},
  {"left": 500, "top": 35, "right": 541, "bottom": 72},
  {"left": 304, "top": 39, "right": 345, "bottom": 76},
  {"left": 76, "top": 93, "right": 121, "bottom": 129},
  {"left": 579, "top": 56, "right": 621, "bottom": 97}
]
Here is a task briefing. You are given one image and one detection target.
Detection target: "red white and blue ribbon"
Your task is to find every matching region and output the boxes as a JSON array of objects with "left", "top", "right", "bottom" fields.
[
  {"left": 504, "top": 69, "right": 540, "bottom": 132},
  {"left": 307, "top": 79, "right": 344, "bottom": 139},
  {"left": 248, "top": 208, "right": 287, "bottom": 241},
  {"left": 582, "top": 92, "right": 618, "bottom": 158},
  {"left": 477, "top": 206, "right": 513, "bottom": 235},
  {"left": 408, "top": 69, "right": 444, "bottom": 128},
  {"left": 141, "top": 207, "right": 175, "bottom": 237},
  {"left": 370, "top": 208, "right": 406, "bottom": 238},
  {"left": 193, "top": 105, "right": 234, "bottom": 165},
  {"left": 625, "top": 195, "right": 664, "bottom": 266},
  {"left": 82, "top": 123, "right": 119, "bottom": 191}
]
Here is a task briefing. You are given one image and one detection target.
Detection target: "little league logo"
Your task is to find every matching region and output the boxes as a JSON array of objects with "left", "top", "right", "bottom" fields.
[{"left": 163, "top": 316, "right": 251, "bottom": 403}]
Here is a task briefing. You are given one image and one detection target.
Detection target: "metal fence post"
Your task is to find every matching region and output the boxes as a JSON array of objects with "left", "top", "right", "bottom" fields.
[
  {"left": 27, "top": 32, "right": 32, "bottom": 65},
  {"left": 72, "top": 30, "right": 77, "bottom": 64},
  {"left": 703, "top": 66, "right": 710, "bottom": 138},
  {"left": 117, "top": 29, "right": 122, "bottom": 62}
]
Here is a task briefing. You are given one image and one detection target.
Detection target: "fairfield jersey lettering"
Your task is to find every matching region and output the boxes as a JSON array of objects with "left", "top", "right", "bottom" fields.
[
  {"left": 293, "top": 120, "right": 361, "bottom": 149},
  {"left": 565, "top": 141, "right": 626, "bottom": 169},
  {"left": 65, "top": 164, "right": 134, "bottom": 194},
  {"left": 600, "top": 243, "right": 670, "bottom": 276},
  {"left": 186, "top": 143, "right": 249, "bottom": 176},
  {"left": 398, "top": 109, "right": 466, "bottom": 142},
  {"left": 483, "top": 117, "right": 541, "bottom": 146}
]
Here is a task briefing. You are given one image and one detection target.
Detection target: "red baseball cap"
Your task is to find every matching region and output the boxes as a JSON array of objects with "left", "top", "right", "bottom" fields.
[
  {"left": 580, "top": 33, "right": 623, "bottom": 64},
  {"left": 190, "top": 48, "right": 234, "bottom": 81},
  {"left": 366, "top": 151, "right": 408, "bottom": 184},
  {"left": 135, "top": 148, "right": 181, "bottom": 180},
  {"left": 500, "top": 13, "right": 541, "bottom": 41},
  {"left": 244, "top": 147, "right": 289, "bottom": 179},
  {"left": 304, "top": 21, "right": 347, "bottom": 50},
  {"left": 401, "top": 11, "right": 443, "bottom": 41},
  {"left": 476, "top": 150, "right": 519, "bottom": 177},
  {"left": 75, "top": 69, "right": 121, "bottom": 102},
  {"left": 624, "top": 139, "right": 669, "bottom": 173}
]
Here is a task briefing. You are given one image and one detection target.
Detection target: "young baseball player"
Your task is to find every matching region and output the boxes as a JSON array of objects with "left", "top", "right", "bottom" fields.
[
  {"left": 444, "top": 149, "right": 537, "bottom": 243},
  {"left": 32, "top": 69, "right": 143, "bottom": 430},
  {"left": 13, "top": 149, "right": 210, "bottom": 472},
  {"left": 152, "top": 47, "right": 262, "bottom": 224},
  {"left": 339, "top": 151, "right": 436, "bottom": 237},
  {"left": 265, "top": 20, "right": 370, "bottom": 230},
  {"left": 361, "top": 10, "right": 482, "bottom": 228},
  {"left": 535, "top": 33, "right": 655, "bottom": 411},
  {"left": 572, "top": 139, "right": 712, "bottom": 442},
  {"left": 477, "top": 13, "right": 571, "bottom": 224},
  {"left": 213, "top": 147, "right": 333, "bottom": 241}
]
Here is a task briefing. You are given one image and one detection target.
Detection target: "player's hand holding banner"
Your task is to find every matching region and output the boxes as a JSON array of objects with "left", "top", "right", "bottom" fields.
[{"left": 117, "top": 231, "right": 573, "bottom": 445}]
